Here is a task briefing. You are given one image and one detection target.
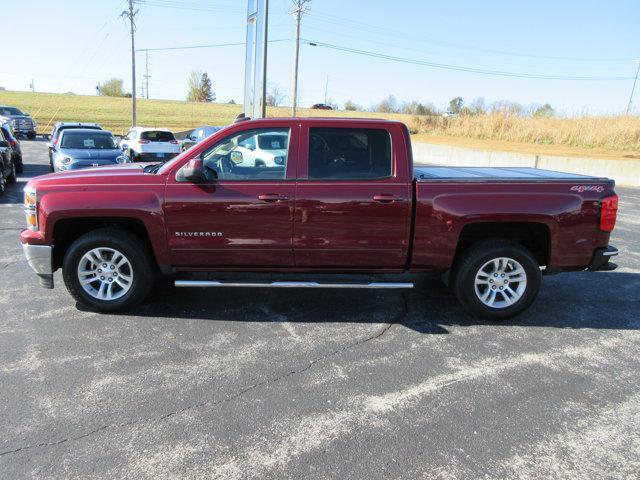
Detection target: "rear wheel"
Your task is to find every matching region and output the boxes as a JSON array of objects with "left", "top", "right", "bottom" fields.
[
  {"left": 14, "top": 156, "right": 23, "bottom": 174},
  {"left": 27, "top": 132, "right": 36, "bottom": 140},
  {"left": 63, "top": 228, "right": 156, "bottom": 312},
  {"left": 452, "top": 239, "right": 541, "bottom": 320},
  {"left": 0, "top": 166, "right": 5, "bottom": 195},
  {"left": 6, "top": 162, "right": 16, "bottom": 184}
]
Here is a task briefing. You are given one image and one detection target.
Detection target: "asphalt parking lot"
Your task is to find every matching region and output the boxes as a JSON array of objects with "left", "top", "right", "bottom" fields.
[{"left": 1, "top": 140, "right": 639, "bottom": 479}]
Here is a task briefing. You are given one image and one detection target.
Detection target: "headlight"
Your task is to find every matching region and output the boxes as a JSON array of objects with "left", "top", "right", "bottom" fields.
[
  {"left": 55, "top": 153, "right": 72, "bottom": 165},
  {"left": 115, "top": 155, "right": 128, "bottom": 164},
  {"left": 24, "top": 186, "right": 38, "bottom": 231},
  {"left": 274, "top": 156, "right": 285, "bottom": 165}
]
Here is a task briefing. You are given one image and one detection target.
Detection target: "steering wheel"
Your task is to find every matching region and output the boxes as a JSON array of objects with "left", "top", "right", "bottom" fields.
[{"left": 204, "top": 156, "right": 234, "bottom": 178}]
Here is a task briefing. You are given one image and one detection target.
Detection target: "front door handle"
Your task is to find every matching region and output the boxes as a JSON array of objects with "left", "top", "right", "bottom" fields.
[
  {"left": 373, "top": 194, "right": 403, "bottom": 203},
  {"left": 258, "top": 193, "right": 289, "bottom": 202}
]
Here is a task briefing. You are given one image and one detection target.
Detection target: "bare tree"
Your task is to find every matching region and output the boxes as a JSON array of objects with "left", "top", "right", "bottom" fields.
[{"left": 266, "top": 84, "right": 287, "bottom": 107}]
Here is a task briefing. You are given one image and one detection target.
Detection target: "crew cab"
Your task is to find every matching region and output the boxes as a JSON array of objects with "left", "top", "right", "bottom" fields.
[{"left": 20, "top": 118, "right": 619, "bottom": 319}]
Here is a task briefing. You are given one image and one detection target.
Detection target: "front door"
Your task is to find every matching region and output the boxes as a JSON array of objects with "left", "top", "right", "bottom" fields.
[
  {"left": 164, "top": 126, "right": 297, "bottom": 268},
  {"left": 294, "top": 124, "right": 412, "bottom": 269}
]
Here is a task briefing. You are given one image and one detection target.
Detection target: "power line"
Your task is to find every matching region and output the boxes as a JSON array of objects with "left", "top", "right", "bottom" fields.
[
  {"left": 303, "top": 39, "right": 635, "bottom": 81},
  {"left": 137, "top": 38, "right": 290, "bottom": 52},
  {"left": 306, "top": 11, "right": 634, "bottom": 63}
]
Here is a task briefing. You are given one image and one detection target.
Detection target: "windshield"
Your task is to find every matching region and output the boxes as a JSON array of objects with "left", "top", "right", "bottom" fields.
[
  {"left": 141, "top": 131, "right": 175, "bottom": 142},
  {"left": 258, "top": 134, "right": 287, "bottom": 150},
  {"left": 60, "top": 132, "right": 118, "bottom": 150},
  {"left": 0, "top": 107, "right": 23, "bottom": 116}
]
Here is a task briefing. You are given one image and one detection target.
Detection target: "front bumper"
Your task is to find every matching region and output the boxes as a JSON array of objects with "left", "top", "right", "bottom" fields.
[
  {"left": 22, "top": 243, "right": 54, "bottom": 288},
  {"left": 588, "top": 245, "right": 618, "bottom": 272}
]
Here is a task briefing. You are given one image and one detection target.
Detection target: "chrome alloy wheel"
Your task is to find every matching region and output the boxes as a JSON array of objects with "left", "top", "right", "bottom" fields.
[
  {"left": 474, "top": 257, "right": 527, "bottom": 309},
  {"left": 77, "top": 247, "right": 133, "bottom": 301}
]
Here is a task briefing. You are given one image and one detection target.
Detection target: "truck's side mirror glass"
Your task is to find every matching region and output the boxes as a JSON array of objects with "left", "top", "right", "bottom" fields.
[
  {"left": 179, "top": 158, "right": 207, "bottom": 183},
  {"left": 230, "top": 151, "right": 243, "bottom": 164}
]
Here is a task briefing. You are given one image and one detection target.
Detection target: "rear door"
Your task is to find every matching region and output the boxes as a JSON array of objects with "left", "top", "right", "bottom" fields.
[
  {"left": 293, "top": 122, "right": 412, "bottom": 269},
  {"left": 164, "top": 124, "right": 298, "bottom": 268}
]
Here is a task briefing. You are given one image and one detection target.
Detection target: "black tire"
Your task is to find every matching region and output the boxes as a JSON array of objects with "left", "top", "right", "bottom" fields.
[
  {"left": 62, "top": 228, "right": 157, "bottom": 312},
  {"left": 452, "top": 239, "right": 541, "bottom": 320},
  {"left": 14, "top": 157, "right": 23, "bottom": 174},
  {"left": 27, "top": 132, "right": 36, "bottom": 140},
  {"left": 6, "top": 162, "right": 16, "bottom": 184},
  {"left": 0, "top": 166, "right": 5, "bottom": 196}
]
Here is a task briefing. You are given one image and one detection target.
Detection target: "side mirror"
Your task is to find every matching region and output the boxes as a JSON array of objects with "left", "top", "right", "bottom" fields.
[
  {"left": 179, "top": 158, "right": 207, "bottom": 183},
  {"left": 0, "top": 140, "right": 8, "bottom": 148},
  {"left": 230, "top": 151, "right": 243, "bottom": 164}
]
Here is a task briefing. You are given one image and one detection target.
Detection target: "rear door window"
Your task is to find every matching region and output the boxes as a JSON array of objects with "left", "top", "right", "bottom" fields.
[
  {"left": 141, "top": 131, "right": 175, "bottom": 142},
  {"left": 308, "top": 128, "right": 392, "bottom": 180}
]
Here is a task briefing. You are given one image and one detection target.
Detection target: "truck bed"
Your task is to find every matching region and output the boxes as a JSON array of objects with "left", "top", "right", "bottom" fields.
[{"left": 414, "top": 166, "right": 609, "bottom": 183}]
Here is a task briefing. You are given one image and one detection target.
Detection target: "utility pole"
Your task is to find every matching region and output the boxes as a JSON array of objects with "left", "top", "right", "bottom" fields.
[
  {"left": 324, "top": 75, "right": 328, "bottom": 105},
  {"left": 144, "top": 49, "right": 150, "bottom": 99},
  {"left": 291, "top": 0, "right": 310, "bottom": 116},
  {"left": 260, "top": 0, "right": 269, "bottom": 118},
  {"left": 122, "top": 1, "right": 138, "bottom": 126},
  {"left": 626, "top": 60, "right": 640, "bottom": 115}
]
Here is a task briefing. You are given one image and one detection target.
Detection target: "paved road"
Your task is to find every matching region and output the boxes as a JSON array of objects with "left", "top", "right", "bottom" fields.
[{"left": 1, "top": 140, "right": 639, "bottom": 479}]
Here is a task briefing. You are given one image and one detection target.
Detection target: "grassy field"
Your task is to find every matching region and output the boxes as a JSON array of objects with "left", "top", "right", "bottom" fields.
[{"left": 2, "top": 90, "right": 639, "bottom": 159}]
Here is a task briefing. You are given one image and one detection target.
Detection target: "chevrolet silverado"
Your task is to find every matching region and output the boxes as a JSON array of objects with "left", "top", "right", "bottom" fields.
[{"left": 20, "top": 117, "right": 619, "bottom": 319}]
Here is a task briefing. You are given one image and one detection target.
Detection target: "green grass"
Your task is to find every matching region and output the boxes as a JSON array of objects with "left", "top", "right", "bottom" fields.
[
  {"left": 2, "top": 90, "right": 638, "bottom": 159},
  {"left": 0, "top": 90, "right": 406, "bottom": 136}
]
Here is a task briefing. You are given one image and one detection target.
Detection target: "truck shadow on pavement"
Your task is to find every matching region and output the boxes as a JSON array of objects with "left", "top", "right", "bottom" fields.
[{"left": 104, "top": 271, "right": 640, "bottom": 334}]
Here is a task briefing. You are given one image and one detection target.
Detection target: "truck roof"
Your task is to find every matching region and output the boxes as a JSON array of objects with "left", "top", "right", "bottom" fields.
[
  {"left": 414, "top": 166, "right": 610, "bottom": 183},
  {"left": 245, "top": 117, "right": 401, "bottom": 125}
]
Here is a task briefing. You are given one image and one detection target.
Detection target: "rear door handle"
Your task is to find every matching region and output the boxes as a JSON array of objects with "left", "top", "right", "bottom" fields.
[
  {"left": 373, "top": 194, "right": 403, "bottom": 203},
  {"left": 258, "top": 193, "right": 289, "bottom": 202}
]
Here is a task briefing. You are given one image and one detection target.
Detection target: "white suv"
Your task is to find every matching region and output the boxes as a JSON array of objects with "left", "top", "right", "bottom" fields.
[
  {"left": 119, "top": 127, "right": 181, "bottom": 162},
  {"left": 232, "top": 131, "right": 288, "bottom": 167}
]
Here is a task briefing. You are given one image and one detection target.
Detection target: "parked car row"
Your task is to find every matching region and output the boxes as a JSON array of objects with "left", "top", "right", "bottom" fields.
[{"left": 0, "top": 123, "right": 21, "bottom": 195}]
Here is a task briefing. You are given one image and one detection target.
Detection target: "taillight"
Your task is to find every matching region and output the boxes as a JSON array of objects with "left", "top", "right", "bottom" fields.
[
  {"left": 599, "top": 194, "right": 618, "bottom": 232},
  {"left": 52, "top": 137, "right": 58, "bottom": 145},
  {"left": 139, "top": 139, "right": 150, "bottom": 144},
  {"left": 8, "top": 139, "right": 17, "bottom": 148}
]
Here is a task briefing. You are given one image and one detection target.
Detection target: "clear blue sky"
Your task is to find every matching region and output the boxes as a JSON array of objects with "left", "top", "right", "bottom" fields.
[{"left": 2, "top": 0, "right": 639, "bottom": 114}]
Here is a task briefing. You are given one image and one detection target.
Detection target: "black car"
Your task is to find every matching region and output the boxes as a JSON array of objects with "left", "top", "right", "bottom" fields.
[
  {"left": 0, "top": 127, "right": 18, "bottom": 195},
  {"left": 48, "top": 122, "right": 102, "bottom": 168},
  {"left": 0, "top": 123, "right": 23, "bottom": 173}
]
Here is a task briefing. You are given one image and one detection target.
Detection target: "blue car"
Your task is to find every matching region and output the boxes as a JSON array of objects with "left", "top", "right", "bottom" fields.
[
  {"left": 52, "top": 129, "right": 129, "bottom": 172},
  {"left": 181, "top": 125, "right": 223, "bottom": 151}
]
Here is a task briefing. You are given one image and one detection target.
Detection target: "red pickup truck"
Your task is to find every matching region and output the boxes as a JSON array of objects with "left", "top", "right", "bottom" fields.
[{"left": 20, "top": 117, "right": 619, "bottom": 319}]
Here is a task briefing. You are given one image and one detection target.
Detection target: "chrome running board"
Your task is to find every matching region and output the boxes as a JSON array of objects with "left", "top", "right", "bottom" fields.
[{"left": 174, "top": 280, "right": 413, "bottom": 289}]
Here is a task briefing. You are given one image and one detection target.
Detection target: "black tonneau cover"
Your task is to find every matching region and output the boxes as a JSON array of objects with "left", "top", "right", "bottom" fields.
[{"left": 414, "top": 166, "right": 610, "bottom": 183}]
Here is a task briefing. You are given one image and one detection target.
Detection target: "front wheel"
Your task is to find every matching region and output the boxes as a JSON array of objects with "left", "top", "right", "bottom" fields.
[
  {"left": 62, "top": 228, "right": 157, "bottom": 312},
  {"left": 452, "top": 239, "right": 541, "bottom": 320}
]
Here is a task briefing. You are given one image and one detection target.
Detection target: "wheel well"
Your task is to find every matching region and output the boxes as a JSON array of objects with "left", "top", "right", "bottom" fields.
[
  {"left": 52, "top": 217, "right": 155, "bottom": 270},
  {"left": 454, "top": 222, "right": 550, "bottom": 266}
]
